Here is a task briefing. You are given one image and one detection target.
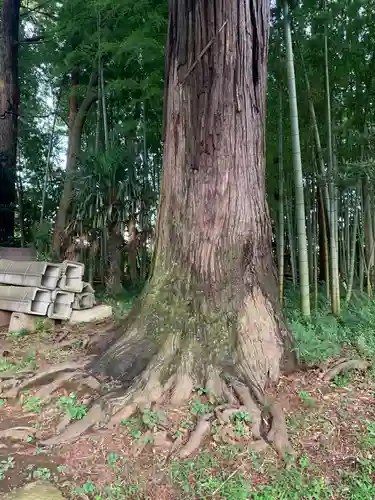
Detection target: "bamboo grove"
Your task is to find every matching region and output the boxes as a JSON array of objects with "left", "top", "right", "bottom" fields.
[{"left": 267, "top": 0, "right": 375, "bottom": 318}]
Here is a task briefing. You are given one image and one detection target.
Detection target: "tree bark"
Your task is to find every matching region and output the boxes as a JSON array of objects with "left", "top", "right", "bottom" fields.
[
  {"left": 92, "top": 0, "right": 294, "bottom": 452},
  {"left": 52, "top": 70, "right": 98, "bottom": 257},
  {"left": 0, "top": 0, "right": 20, "bottom": 245}
]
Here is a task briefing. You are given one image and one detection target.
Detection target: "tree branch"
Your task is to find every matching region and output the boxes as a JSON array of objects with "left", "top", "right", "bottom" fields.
[{"left": 19, "top": 35, "right": 45, "bottom": 44}]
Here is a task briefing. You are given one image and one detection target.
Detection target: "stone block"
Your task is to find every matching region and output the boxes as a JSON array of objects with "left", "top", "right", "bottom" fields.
[
  {"left": 69, "top": 304, "right": 112, "bottom": 324},
  {"left": 0, "top": 246, "right": 37, "bottom": 261},
  {"left": 0, "top": 310, "right": 11, "bottom": 327},
  {"left": 9, "top": 312, "right": 38, "bottom": 334}
]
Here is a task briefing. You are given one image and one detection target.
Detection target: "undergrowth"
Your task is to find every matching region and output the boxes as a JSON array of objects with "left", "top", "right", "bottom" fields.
[{"left": 285, "top": 285, "right": 375, "bottom": 365}]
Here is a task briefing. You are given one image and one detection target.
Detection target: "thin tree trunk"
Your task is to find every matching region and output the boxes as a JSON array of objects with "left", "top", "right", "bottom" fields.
[
  {"left": 16, "top": 174, "right": 24, "bottom": 246},
  {"left": 40, "top": 87, "right": 62, "bottom": 225},
  {"left": 0, "top": 0, "right": 20, "bottom": 245},
  {"left": 286, "top": 196, "right": 297, "bottom": 287},
  {"left": 278, "top": 91, "right": 285, "bottom": 306},
  {"left": 312, "top": 184, "right": 318, "bottom": 309},
  {"left": 105, "top": 226, "right": 124, "bottom": 295},
  {"left": 306, "top": 183, "right": 313, "bottom": 285},
  {"left": 100, "top": 61, "right": 109, "bottom": 150},
  {"left": 346, "top": 183, "right": 359, "bottom": 304},
  {"left": 324, "top": 8, "right": 340, "bottom": 316},
  {"left": 363, "top": 176, "right": 373, "bottom": 296},
  {"left": 53, "top": 70, "right": 98, "bottom": 257},
  {"left": 127, "top": 215, "right": 138, "bottom": 286},
  {"left": 299, "top": 44, "right": 331, "bottom": 226},
  {"left": 283, "top": 0, "right": 310, "bottom": 315},
  {"left": 318, "top": 187, "right": 330, "bottom": 299}
]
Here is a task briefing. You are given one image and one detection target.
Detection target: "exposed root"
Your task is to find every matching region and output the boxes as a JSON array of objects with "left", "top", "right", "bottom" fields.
[
  {"left": 265, "top": 398, "right": 295, "bottom": 459},
  {"left": 3, "top": 360, "right": 91, "bottom": 400},
  {"left": 206, "top": 366, "right": 227, "bottom": 403},
  {"left": 0, "top": 426, "right": 39, "bottom": 442},
  {"left": 323, "top": 359, "right": 370, "bottom": 382},
  {"left": 179, "top": 414, "right": 212, "bottom": 458},
  {"left": 0, "top": 370, "right": 34, "bottom": 380},
  {"left": 34, "top": 373, "right": 79, "bottom": 402},
  {"left": 41, "top": 404, "right": 104, "bottom": 446},
  {"left": 56, "top": 413, "right": 72, "bottom": 434},
  {"left": 216, "top": 405, "right": 247, "bottom": 424},
  {"left": 232, "top": 381, "right": 262, "bottom": 440},
  {"left": 171, "top": 374, "right": 194, "bottom": 406}
]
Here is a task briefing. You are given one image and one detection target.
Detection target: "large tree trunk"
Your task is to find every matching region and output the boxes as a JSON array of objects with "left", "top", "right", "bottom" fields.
[
  {"left": 52, "top": 70, "right": 97, "bottom": 258},
  {"left": 0, "top": 0, "right": 20, "bottom": 246},
  {"left": 89, "top": 0, "right": 294, "bottom": 458}
]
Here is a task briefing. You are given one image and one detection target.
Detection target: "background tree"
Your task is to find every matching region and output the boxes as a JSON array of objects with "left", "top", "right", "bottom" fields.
[{"left": 0, "top": 0, "right": 20, "bottom": 245}]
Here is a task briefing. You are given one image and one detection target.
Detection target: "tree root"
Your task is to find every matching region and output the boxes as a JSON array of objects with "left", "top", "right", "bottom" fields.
[
  {"left": 0, "top": 347, "right": 293, "bottom": 460},
  {"left": 179, "top": 414, "right": 212, "bottom": 458},
  {"left": 40, "top": 404, "right": 104, "bottom": 446},
  {"left": 0, "top": 426, "right": 40, "bottom": 442},
  {"left": 2, "top": 360, "right": 92, "bottom": 400},
  {"left": 323, "top": 359, "right": 370, "bottom": 382},
  {"left": 265, "top": 399, "right": 295, "bottom": 459},
  {"left": 232, "top": 381, "right": 262, "bottom": 439}
]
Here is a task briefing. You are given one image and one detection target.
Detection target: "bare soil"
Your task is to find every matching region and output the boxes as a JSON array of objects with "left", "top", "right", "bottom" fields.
[{"left": 0, "top": 320, "right": 373, "bottom": 498}]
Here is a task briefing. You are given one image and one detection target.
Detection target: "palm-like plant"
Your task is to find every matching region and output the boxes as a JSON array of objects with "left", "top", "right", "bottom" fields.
[{"left": 68, "top": 144, "right": 153, "bottom": 292}]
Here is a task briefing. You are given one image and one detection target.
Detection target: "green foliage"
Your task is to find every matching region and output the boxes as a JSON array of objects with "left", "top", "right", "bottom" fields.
[
  {"left": 0, "top": 456, "right": 15, "bottom": 480},
  {"left": 22, "top": 395, "right": 43, "bottom": 413},
  {"left": 287, "top": 286, "right": 375, "bottom": 365},
  {"left": 57, "top": 392, "right": 87, "bottom": 420}
]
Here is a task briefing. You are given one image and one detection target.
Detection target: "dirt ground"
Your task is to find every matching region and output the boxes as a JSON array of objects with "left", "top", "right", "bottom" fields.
[{"left": 0, "top": 320, "right": 374, "bottom": 499}]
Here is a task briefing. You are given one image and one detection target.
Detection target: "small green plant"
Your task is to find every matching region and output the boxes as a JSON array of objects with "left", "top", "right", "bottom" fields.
[
  {"left": 73, "top": 481, "right": 98, "bottom": 496},
  {"left": 298, "top": 390, "right": 316, "bottom": 407},
  {"left": 189, "top": 399, "right": 212, "bottom": 416},
  {"left": 332, "top": 373, "right": 351, "bottom": 388},
  {"left": 107, "top": 452, "right": 120, "bottom": 466},
  {"left": 142, "top": 408, "right": 165, "bottom": 429},
  {"left": 106, "top": 452, "right": 126, "bottom": 470},
  {"left": 121, "top": 415, "right": 143, "bottom": 440},
  {"left": 196, "top": 387, "right": 209, "bottom": 396},
  {"left": 0, "top": 359, "right": 16, "bottom": 372},
  {"left": 35, "top": 318, "right": 52, "bottom": 333},
  {"left": 8, "top": 328, "right": 28, "bottom": 338},
  {"left": 180, "top": 418, "right": 194, "bottom": 430},
  {"left": 358, "top": 420, "right": 375, "bottom": 450},
  {"left": 230, "top": 410, "right": 250, "bottom": 437},
  {"left": 57, "top": 392, "right": 87, "bottom": 420},
  {"left": 0, "top": 399, "right": 6, "bottom": 407},
  {"left": 28, "top": 466, "right": 58, "bottom": 482},
  {"left": 0, "top": 456, "right": 15, "bottom": 480},
  {"left": 22, "top": 395, "right": 43, "bottom": 413}
]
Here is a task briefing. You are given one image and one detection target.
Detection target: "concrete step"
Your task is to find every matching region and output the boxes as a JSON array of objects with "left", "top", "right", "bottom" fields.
[
  {"left": 69, "top": 304, "right": 112, "bottom": 324},
  {"left": 0, "top": 285, "right": 51, "bottom": 315},
  {"left": 0, "top": 259, "right": 61, "bottom": 290}
]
